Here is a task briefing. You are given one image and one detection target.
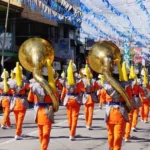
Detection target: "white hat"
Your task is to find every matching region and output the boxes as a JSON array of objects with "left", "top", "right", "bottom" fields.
[
  {"left": 141, "top": 68, "right": 148, "bottom": 76},
  {"left": 1, "top": 71, "right": 9, "bottom": 79},
  {"left": 72, "top": 63, "right": 77, "bottom": 72},
  {"left": 42, "top": 67, "right": 55, "bottom": 76},
  {"left": 61, "top": 71, "right": 65, "bottom": 78},
  {"left": 13, "top": 66, "right": 22, "bottom": 73},
  {"left": 81, "top": 69, "right": 86, "bottom": 75},
  {"left": 98, "top": 74, "right": 103, "bottom": 79},
  {"left": 81, "top": 67, "right": 91, "bottom": 76}
]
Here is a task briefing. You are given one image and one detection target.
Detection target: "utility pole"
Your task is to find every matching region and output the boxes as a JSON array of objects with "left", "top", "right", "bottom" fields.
[{"left": 1, "top": 0, "right": 10, "bottom": 70}]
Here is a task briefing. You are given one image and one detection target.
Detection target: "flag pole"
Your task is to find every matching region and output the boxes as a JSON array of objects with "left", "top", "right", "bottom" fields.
[{"left": 1, "top": 0, "right": 11, "bottom": 70}]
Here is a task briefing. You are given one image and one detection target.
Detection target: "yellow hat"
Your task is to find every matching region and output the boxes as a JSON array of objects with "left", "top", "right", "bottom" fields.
[
  {"left": 129, "top": 65, "right": 137, "bottom": 79},
  {"left": 122, "top": 62, "right": 128, "bottom": 81},
  {"left": 47, "top": 59, "right": 56, "bottom": 91},
  {"left": 1, "top": 70, "right": 9, "bottom": 79},
  {"left": 15, "top": 62, "right": 22, "bottom": 87},
  {"left": 2, "top": 69, "right": 9, "bottom": 93},
  {"left": 98, "top": 74, "right": 104, "bottom": 85},
  {"left": 81, "top": 66, "right": 91, "bottom": 76},
  {"left": 61, "top": 71, "right": 65, "bottom": 78},
  {"left": 141, "top": 67, "right": 148, "bottom": 85},
  {"left": 67, "top": 60, "right": 75, "bottom": 86},
  {"left": 13, "top": 65, "right": 22, "bottom": 73}
]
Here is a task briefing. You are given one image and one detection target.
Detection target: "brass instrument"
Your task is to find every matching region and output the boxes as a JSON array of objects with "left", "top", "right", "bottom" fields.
[
  {"left": 19, "top": 38, "right": 59, "bottom": 112},
  {"left": 88, "top": 41, "right": 132, "bottom": 112}
]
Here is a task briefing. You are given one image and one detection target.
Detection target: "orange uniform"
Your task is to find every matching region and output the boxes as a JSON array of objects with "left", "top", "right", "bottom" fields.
[
  {"left": 139, "top": 85, "right": 150, "bottom": 123},
  {"left": 8, "top": 79, "right": 29, "bottom": 137},
  {"left": 100, "top": 82, "right": 128, "bottom": 150},
  {"left": 81, "top": 78, "right": 99, "bottom": 129},
  {"left": 0, "top": 87, "right": 12, "bottom": 128},
  {"left": 28, "top": 81, "right": 55, "bottom": 150},
  {"left": 61, "top": 78, "right": 84, "bottom": 140},
  {"left": 131, "top": 83, "right": 142, "bottom": 130},
  {"left": 121, "top": 82, "right": 133, "bottom": 141}
]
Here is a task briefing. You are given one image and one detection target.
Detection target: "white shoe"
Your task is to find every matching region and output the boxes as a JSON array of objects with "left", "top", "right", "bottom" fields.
[
  {"left": 14, "top": 135, "right": 22, "bottom": 140},
  {"left": 144, "top": 120, "right": 148, "bottom": 123},
  {"left": 141, "top": 119, "right": 144, "bottom": 122},
  {"left": 125, "top": 139, "right": 130, "bottom": 142},
  {"left": 1, "top": 125, "right": 8, "bottom": 129},
  {"left": 132, "top": 127, "right": 137, "bottom": 132},
  {"left": 86, "top": 126, "right": 93, "bottom": 130},
  {"left": 69, "top": 136, "right": 75, "bottom": 141}
]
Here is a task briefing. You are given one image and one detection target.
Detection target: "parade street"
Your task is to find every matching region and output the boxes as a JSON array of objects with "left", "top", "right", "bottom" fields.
[{"left": 0, "top": 105, "right": 150, "bottom": 150}]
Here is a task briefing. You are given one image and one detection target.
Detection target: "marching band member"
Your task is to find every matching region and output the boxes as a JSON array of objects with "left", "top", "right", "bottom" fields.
[
  {"left": 139, "top": 67, "right": 150, "bottom": 123},
  {"left": 129, "top": 65, "right": 142, "bottom": 132},
  {"left": 121, "top": 62, "right": 133, "bottom": 142},
  {"left": 100, "top": 69, "right": 129, "bottom": 150},
  {"left": 8, "top": 62, "right": 29, "bottom": 140},
  {"left": 81, "top": 65, "right": 99, "bottom": 130},
  {"left": 0, "top": 69, "right": 12, "bottom": 129},
  {"left": 28, "top": 60, "right": 57, "bottom": 150},
  {"left": 60, "top": 60, "right": 83, "bottom": 141}
]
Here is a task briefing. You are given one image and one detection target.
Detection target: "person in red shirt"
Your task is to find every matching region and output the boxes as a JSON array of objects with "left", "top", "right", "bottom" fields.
[{"left": 0, "top": 69, "right": 12, "bottom": 129}]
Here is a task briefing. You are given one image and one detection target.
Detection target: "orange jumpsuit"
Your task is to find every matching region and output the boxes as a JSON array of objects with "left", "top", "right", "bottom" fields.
[
  {"left": 131, "top": 83, "right": 142, "bottom": 129},
  {"left": 139, "top": 85, "right": 150, "bottom": 122},
  {"left": 81, "top": 78, "right": 99, "bottom": 128},
  {"left": 61, "top": 79, "right": 83, "bottom": 138},
  {"left": 0, "top": 88, "right": 12, "bottom": 128},
  {"left": 123, "top": 83, "right": 133, "bottom": 140},
  {"left": 9, "top": 80, "right": 29, "bottom": 136},
  {"left": 100, "top": 82, "right": 128, "bottom": 150},
  {"left": 28, "top": 84, "right": 54, "bottom": 150}
]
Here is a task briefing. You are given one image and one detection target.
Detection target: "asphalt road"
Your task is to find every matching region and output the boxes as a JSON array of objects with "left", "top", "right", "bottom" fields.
[{"left": 0, "top": 105, "right": 150, "bottom": 150}]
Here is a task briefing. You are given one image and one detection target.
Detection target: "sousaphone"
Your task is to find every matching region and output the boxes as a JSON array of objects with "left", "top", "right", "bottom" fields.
[
  {"left": 88, "top": 41, "right": 132, "bottom": 112},
  {"left": 19, "top": 38, "right": 59, "bottom": 112}
]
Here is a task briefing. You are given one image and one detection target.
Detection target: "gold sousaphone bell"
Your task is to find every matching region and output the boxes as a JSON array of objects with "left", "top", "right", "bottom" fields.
[
  {"left": 88, "top": 41, "right": 132, "bottom": 112},
  {"left": 19, "top": 38, "right": 59, "bottom": 112}
]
